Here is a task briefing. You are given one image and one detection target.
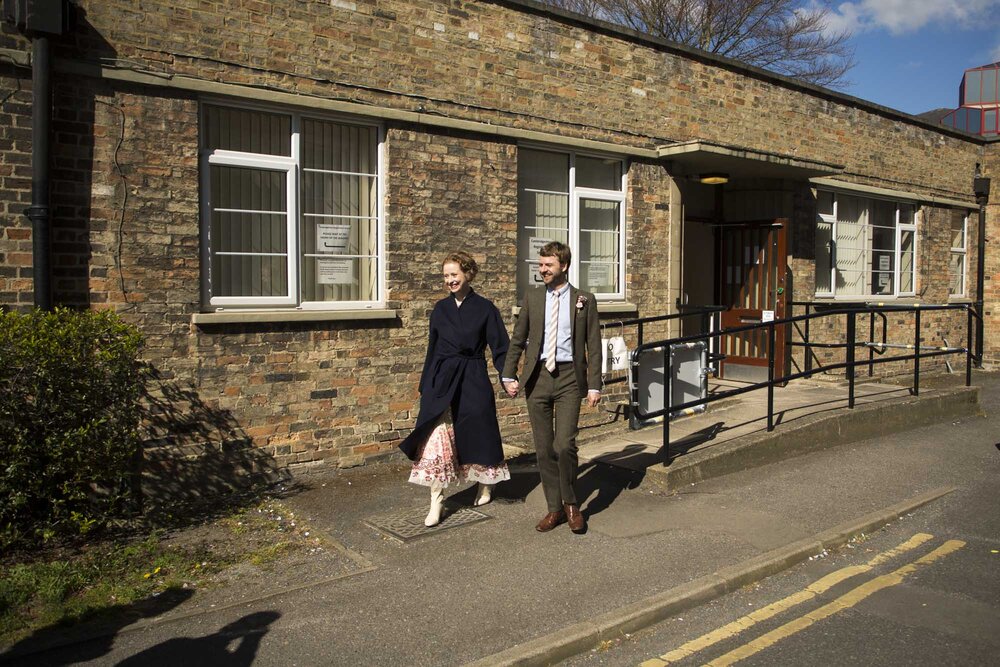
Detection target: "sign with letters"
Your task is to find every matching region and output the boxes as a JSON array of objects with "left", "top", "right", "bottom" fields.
[
  {"left": 317, "top": 258, "right": 354, "bottom": 285},
  {"left": 317, "top": 224, "right": 351, "bottom": 254},
  {"left": 588, "top": 263, "right": 612, "bottom": 288},
  {"left": 529, "top": 237, "right": 551, "bottom": 284}
]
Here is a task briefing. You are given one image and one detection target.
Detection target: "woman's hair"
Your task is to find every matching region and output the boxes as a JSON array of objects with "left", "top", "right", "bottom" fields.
[
  {"left": 442, "top": 251, "right": 479, "bottom": 282},
  {"left": 540, "top": 241, "right": 571, "bottom": 268}
]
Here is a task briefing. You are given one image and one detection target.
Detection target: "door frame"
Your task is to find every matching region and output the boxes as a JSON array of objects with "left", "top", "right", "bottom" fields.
[{"left": 716, "top": 218, "right": 788, "bottom": 380}]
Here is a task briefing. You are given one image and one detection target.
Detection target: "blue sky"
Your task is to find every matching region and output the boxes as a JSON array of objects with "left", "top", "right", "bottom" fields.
[{"left": 821, "top": 0, "right": 1000, "bottom": 115}]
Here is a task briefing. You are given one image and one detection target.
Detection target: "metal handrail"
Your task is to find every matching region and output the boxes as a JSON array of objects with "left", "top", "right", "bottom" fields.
[
  {"left": 599, "top": 304, "right": 726, "bottom": 350},
  {"left": 630, "top": 302, "right": 975, "bottom": 452},
  {"left": 599, "top": 306, "right": 726, "bottom": 394}
]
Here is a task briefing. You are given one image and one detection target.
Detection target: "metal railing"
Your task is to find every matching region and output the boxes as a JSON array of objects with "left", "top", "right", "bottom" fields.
[
  {"left": 598, "top": 305, "right": 726, "bottom": 385},
  {"left": 631, "top": 303, "right": 976, "bottom": 452}
]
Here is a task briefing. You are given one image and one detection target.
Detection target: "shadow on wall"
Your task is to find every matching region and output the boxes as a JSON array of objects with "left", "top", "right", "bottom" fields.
[
  {"left": 139, "top": 365, "right": 291, "bottom": 516},
  {"left": 48, "top": 7, "right": 121, "bottom": 308}
]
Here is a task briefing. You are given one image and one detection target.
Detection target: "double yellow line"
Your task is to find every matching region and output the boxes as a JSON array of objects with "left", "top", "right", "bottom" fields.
[{"left": 641, "top": 533, "right": 965, "bottom": 667}]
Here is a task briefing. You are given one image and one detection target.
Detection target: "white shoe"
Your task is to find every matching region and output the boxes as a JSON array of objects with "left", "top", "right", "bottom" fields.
[
  {"left": 424, "top": 482, "right": 444, "bottom": 527},
  {"left": 474, "top": 483, "right": 494, "bottom": 507}
]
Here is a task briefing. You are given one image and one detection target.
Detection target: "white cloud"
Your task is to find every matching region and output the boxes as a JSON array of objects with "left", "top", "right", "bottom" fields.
[{"left": 822, "top": 0, "right": 1000, "bottom": 36}]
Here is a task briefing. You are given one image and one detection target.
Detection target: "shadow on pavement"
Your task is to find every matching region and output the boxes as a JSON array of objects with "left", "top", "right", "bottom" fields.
[
  {"left": 0, "top": 588, "right": 195, "bottom": 666},
  {"left": 593, "top": 421, "right": 727, "bottom": 471},
  {"left": 114, "top": 611, "right": 280, "bottom": 667},
  {"left": 577, "top": 460, "right": 643, "bottom": 519}
]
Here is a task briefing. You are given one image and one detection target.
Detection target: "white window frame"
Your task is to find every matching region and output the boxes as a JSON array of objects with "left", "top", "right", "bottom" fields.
[
  {"left": 897, "top": 212, "right": 917, "bottom": 298},
  {"left": 199, "top": 100, "right": 385, "bottom": 310},
  {"left": 815, "top": 191, "right": 917, "bottom": 300},
  {"left": 949, "top": 213, "right": 968, "bottom": 297},
  {"left": 518, "top": 144, "right": 628, "bottom": 301}
]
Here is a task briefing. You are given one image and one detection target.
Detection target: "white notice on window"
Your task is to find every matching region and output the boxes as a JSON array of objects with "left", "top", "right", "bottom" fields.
[
  {"left": 317, "top": 224, "right": 351, "bottom": 254},
  {"left": 530, "top": 236, "right": 552, "bottom": 256},
  {"left": 317, "top": 258, "right": 354, "bottom": 285},
  {"left": 529, "top": 237, "right": 552, "bottom": 284},
  {"left": 588, "top": 263, "right": 612, "bottom": 287},
  {"left": 762, "top": 310, "right": 775, "bottom": 323},
  {"left": 878, "top": 255, "right": 891, "bottom": 272},
  {"left": 878, "top": 273, "right": 891, "bottom": 287}
]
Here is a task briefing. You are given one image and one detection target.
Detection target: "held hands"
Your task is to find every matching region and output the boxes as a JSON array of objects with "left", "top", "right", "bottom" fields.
[{"left": 503, "top": 380, "right": 519, "bottom": 398}]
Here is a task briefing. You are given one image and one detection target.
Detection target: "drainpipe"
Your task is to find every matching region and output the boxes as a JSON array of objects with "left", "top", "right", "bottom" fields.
[
  {"left": 973, "top": 169, "right": 990, "bottom": 367},
  {"left": 25, "top": 34, "right": 51, "bottom": 310},
  {"left": 3, "top": 0, "right": 73, "bottom": 310}
]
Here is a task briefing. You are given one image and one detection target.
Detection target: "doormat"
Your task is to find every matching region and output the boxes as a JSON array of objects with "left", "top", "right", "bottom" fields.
[{"left": 364, "top": 505, "right": 491, "bottom": 543}]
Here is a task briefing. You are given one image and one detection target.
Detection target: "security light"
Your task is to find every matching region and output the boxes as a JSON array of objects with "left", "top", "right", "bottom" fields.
[{"left": 698, "top": 173, "right": 729, "bottom": 185}]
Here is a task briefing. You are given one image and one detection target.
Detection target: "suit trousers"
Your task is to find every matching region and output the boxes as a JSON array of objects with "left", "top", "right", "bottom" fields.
[{"left": 526, "top": 362, "right": 582, "bottom": 512}]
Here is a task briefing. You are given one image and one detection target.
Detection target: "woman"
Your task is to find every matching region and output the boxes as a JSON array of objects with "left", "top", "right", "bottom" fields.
[{"left": 398, "top": 252, "right": 511, "bottom": 527}]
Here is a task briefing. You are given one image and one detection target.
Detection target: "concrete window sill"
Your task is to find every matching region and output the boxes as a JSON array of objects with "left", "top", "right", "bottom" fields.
[{"left": 191, "top": 309, "right": 399, "bottom": 325}]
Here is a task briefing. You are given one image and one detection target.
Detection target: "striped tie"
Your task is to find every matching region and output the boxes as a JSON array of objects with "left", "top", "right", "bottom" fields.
[{"left": 544, "top": 291, "right": 558, "bottom": 372}]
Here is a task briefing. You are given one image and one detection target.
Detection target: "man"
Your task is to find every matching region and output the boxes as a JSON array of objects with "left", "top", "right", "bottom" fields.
[{"left": 503, "top": 242, "right": 601, "bottom": 534}]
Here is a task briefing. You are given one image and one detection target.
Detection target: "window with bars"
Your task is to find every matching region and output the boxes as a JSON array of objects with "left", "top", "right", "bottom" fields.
[
  {"left": 516, "top": 147, "right": 626, "bottom": 300},
  {"left": 200, "top": 103, "right": 383, "bottom": 309},
  {"left": 814, "top": 191, "right": 916, "bottom": 299},
  {"left": 949, "top": 212, "right": 968, "bottom": 297}
]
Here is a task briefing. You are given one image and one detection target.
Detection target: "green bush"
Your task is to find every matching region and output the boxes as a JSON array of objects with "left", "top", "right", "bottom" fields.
[{"left": 0, "top": 308, "right": 145, "bottom": 548}]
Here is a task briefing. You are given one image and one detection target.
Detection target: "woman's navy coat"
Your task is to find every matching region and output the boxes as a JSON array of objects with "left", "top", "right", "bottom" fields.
[{"left": 398, "top": 290, "right": 509, "bottom": 466}]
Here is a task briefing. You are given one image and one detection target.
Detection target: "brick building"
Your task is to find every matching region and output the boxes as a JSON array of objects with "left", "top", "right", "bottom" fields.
[{"left": 1, "top": 0, "right": 997, "bottom": 474}]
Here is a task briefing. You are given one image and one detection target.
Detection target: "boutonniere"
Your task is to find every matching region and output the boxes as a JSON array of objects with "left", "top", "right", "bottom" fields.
[{"left": 576, "top": 295, "right": 587, "bottom": 310}]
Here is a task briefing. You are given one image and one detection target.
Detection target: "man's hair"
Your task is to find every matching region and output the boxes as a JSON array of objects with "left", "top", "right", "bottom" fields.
[
  {"left": 442, "top": 251, "right": 479, "bottom": 282},
  {"left": 539, "top": 241, "right": 571, "bottom": 268}
]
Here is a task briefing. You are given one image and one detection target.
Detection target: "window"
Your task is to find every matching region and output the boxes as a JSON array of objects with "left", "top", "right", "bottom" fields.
[
  {"left": 815, "top": 191, "right": 916, "bottom": 298},
  {"left": 964, "top": 70, "right": 982, "bottom": 104},
  {"left": 949, "top": 212, "right": 968, "bottom": 297},
  {"left": 200, "top": 103, "right": 383, "bottom": 309},
  {"left": 516, "top": 147, "right": 626, "bottom": 300}
]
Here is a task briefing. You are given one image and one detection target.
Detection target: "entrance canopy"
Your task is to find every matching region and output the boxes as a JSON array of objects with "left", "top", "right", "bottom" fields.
[{"left": 658, "top": 139, "right": 844, "bottom": 181}]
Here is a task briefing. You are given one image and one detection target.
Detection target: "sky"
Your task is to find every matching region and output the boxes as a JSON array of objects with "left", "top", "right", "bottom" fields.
[{"left": 820, "top": 0, "right": 1000, "bottom": 115}]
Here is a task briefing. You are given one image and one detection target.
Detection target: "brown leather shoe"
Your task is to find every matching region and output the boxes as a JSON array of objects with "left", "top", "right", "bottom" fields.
[
  {"left": 564, "top": 503, "right": 586, "bottom": 534},
  {"left": 536, "top": 510, "right": 565, "bottom": 532}
]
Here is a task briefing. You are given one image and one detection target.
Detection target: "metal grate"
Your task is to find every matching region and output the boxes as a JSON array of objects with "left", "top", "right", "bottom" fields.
[{"left": 363, "top": 505, "right": 491, "bottom": 543}]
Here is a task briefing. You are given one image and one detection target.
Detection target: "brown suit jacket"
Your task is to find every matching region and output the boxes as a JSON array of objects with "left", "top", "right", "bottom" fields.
[{"left": 502, "top": 284, "right": 602, "bottom": 398}]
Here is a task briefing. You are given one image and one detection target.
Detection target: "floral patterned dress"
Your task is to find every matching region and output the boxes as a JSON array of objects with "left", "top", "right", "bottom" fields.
[{"left": 408, "top": 412, "right": 510, "bottom": 487}]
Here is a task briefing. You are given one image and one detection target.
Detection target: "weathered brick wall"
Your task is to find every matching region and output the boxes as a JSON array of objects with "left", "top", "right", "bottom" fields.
[
  {"left": 978, "top": 143, "right": 1000, "bottom": 367},
  {"left": 0, "top": 61, "right": 32, "bottom": 306},
  {"left": 2, "top": 0, "right": 993, "bottom": 475},
  {"left": 53, "top": 0, "right": 982, "bottom": 200}
]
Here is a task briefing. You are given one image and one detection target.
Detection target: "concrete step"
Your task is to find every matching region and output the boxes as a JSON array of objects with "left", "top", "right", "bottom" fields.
[{"left": 580, "top": 384, "right": 981, "bottom": 491}]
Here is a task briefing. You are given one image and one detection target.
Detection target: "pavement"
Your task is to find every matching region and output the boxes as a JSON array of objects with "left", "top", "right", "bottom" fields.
[{"left": 1, "top": 370, "right": 994, "bottom": 666}]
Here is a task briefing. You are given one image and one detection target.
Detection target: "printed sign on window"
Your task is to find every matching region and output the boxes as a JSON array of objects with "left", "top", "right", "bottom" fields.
[
  {"left": 588, "top": 263, "right": 612, "bottom": 287},
  {"left": 529, "top": 237, "right": 551, "bottom": 284},
  {"left": 317, "top": 258, "right": 354, "bottom": 284},
  {"left": 317, "top": 224, "right": 351, "bottom": 254},
  {"left": 878, "top": 255, "right": 891, "bottom": 272}
]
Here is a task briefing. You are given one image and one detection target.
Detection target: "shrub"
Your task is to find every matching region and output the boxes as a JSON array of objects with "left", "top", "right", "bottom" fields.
[{"left": 0, "top": 308, "right": 145, "bottom": 548}]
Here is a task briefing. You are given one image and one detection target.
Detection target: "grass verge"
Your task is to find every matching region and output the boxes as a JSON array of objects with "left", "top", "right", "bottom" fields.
[{"left": 0, "top": 498, "right": 310, "bottom": 648}]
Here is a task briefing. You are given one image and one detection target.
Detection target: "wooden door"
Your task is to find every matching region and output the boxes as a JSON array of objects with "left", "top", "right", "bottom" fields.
[{"left": 717, "top": 219, "right": 788, "bottom": 381}]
